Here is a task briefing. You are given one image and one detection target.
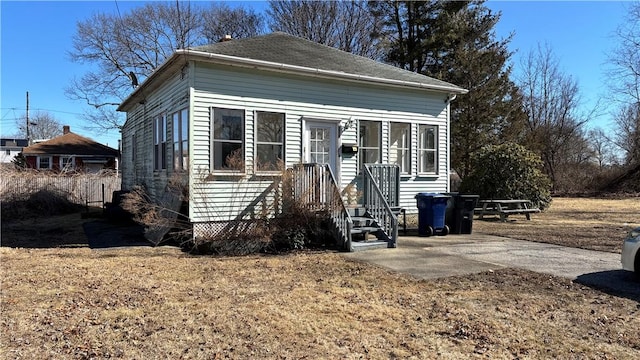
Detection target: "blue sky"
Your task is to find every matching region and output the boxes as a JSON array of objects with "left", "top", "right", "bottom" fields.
[{"left": 0, "top": 1, "right": 628, "bottom": 148}]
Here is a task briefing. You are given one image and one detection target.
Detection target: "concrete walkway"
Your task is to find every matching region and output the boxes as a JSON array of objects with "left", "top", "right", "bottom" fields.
[{"left": 343, "top": 233, "right": 640, "bottom": 301}]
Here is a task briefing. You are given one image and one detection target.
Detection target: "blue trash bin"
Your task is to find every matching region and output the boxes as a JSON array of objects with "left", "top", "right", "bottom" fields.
[{"left": 415, "top": 193, "right": 450, "bottom": 236}]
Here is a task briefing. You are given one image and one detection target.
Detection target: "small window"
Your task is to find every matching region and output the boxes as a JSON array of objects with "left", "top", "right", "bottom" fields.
[
  {"left": 390, "top": 122, "right": 410, "bottom": 174},
  {"left": 418, "top": 125, "right": 438, "bottom": 174},
  {"left": 60, "top": 156, "right": 74, "bottom": 170},
  {"left": 37, "top": 156, "right": 51, "bottom": 169},
  {"left": 131, "top": 133, "right": 136, "bottom": 162},
  {"left": 212, "top": 108, "right": 244, "bottom": 171},
  {"left": 172, "top": 109, "right": 189, "bottom": 171},
  {"left": 5, "top": 149, "right": 10, "bottom": 155},
  {"left": 154, "top": 115, "right": 167, "bottom": 170},
  {"left": 359, "top": 120, "right": 381, "bottom": 170},
  {"left": 255, "top": 111, "right": 284, "bottom": 172}
]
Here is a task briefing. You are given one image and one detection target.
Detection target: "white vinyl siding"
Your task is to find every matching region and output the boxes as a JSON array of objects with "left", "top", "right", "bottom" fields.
[
  {"left": 188, "top": 63, "right": 450, "bottom": 222},
  {"left": 120, "top": 67, "right": 190, "bottom": 197}
]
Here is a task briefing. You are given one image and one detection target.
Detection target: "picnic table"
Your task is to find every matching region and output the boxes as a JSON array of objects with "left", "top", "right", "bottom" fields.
[{"left": 475, "top": 199, "right": 540, "bottom": 221}]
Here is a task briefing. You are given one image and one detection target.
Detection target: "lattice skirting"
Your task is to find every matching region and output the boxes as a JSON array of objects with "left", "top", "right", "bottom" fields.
[{"left": 192, "top": 220, "right": 267, "bottom": 240}]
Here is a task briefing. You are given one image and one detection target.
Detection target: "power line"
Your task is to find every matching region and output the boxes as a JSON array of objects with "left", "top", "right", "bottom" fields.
[{"left": 0, "top": 107, "right": 85, "bottom": 117}]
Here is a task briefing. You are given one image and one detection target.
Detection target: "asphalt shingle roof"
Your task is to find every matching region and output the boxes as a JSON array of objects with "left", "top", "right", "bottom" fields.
[
  {"left": 119, "top": 32, "right": 466, "bottom": 112},
  {"left": 22, "top": 132, "right": 119, "bottom": 157},
  {"left": 190, "top": 32, "right": 463, "bottom": 92}
]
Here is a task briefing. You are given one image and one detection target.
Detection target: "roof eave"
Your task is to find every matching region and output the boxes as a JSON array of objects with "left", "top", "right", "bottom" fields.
[{"left": 117, "top": 54, "right": 185, "bottom": 112}]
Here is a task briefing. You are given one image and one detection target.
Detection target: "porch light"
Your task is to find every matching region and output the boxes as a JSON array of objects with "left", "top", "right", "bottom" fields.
[{"left": 340, "top": 116, "right": 357, "bottom": 133}]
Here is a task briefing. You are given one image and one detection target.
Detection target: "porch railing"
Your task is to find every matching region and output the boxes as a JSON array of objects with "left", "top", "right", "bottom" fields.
[
  {"left": 363, "top": 163, "right": 399, "bottom": 247},
  {"left": 363, "top": 163, "right": 401, "bottom": 207},
  {"left": 289, "top": 163, "right": 352, "bottom": 251}
]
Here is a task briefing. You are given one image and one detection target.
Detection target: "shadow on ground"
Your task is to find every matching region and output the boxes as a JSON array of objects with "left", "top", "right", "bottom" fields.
[
  {"left": 83, "top": 220, "right": 150, "bottom": 249},
  {"left": 575, "top": 270, "right": 640, "bottom": 302}
]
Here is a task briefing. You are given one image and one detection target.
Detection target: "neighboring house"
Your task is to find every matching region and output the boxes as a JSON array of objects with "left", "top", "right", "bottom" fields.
[
  {"left": 0, "top": 138, "right": 28, "bottom": 163},
  {"left": 22, "top": 126, "right": 119, "bottom": 173},
  {"left": 117, "top": 32, "right": 467, "bottom": 250}
]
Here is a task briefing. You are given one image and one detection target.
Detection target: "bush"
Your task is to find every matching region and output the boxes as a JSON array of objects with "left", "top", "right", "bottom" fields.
[
  {"left": 270, "top": 225, "right": 306, "bottom": 251},
  {"left": 1, "top": 188, "right": 82, "bottom": 221},
  {"left": 459, "top": 142, "right": 552, "bottom": 210}
]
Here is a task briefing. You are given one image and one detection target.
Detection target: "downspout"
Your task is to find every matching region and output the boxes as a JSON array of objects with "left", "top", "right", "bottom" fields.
[{"left": 445, "top": 93, "right": 458, "bottom": 192}]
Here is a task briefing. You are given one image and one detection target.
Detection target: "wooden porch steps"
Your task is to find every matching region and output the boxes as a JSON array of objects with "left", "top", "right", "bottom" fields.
[
  {"left": 351, "top": 240, "right": 389, "bottom": 251},
  {"left": 348, "top": 206, "right": 390, "bottom": 249}
]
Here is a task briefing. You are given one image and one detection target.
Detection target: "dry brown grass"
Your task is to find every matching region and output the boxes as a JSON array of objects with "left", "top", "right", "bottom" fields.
[
  {"left": 472, "top": 197, "right": 640, "bottom": 253},
  {"left": 1, "top": 213, "right": 90, "bottom": 248},
  {"left": 2, "top": 198, "right": 640, "bottom": 358},
  {"left": 2, "top": 247, "right": 639, "bottom": 359}
]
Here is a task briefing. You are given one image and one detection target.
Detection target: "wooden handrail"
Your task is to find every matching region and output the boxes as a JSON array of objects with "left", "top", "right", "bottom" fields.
[
  {"left": 289, "top": 163, "right": 352, "bottom": 251},
  {"left": 364, "top": 163, "right": 401, "bottom": 207},
  {"left": 362, "top": 164, "right": 398, "bottom": 247}
]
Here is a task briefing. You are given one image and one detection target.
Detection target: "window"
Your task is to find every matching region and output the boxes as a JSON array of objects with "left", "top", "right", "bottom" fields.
[
  {"left": 153, "top": 115, "right": 167, "bottom": 170},
  {"left": 418, "top": 125, "right": 438, "bottom": 173},
  {"left": 5, "top": 150, "right": 10, "bottom": 155},
  {"left": 131, "top": 133, "right": 136, "bottom": 162},
  {"left": 212, "top": 108, "right": 244, "bottom": 171},
  {"left": 37, "top": 156, "right": 51, "bottom": 169},
  {"left": 390, "top": 122, "right": 410, "bottom": 174},
  {"left": 255, "top": 111, "right": 284, "bottom": 171},
  {"left": 359, "top": 120, "right": 380, "bottom": 170},
  {"left": 309, "top": 126, "right": 331, "bottom": 164},
  {"left": 172, "top": 109, "right": 189, "bottom": 171},
  {"left": 60, "top": 156, "right": 74, "bottom": 170}
]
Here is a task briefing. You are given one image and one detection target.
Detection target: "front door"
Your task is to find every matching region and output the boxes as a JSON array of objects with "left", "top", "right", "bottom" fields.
[{"left": 304, "top": 121, "right": 339, "bottom": 178}]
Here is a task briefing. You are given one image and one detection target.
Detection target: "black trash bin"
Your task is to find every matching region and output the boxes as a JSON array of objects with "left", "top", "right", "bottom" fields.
[
  {"left": 415, "top": 193, "right": 450, "bottom": 236},
  {"left": 445, "top": 193, "right": 479, "bottom": 234}
]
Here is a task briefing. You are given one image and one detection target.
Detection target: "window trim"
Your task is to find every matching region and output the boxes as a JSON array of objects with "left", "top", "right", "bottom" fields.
[
  {"left": 211, "top": 107, "right": 246, "bottom": 174},
  {"left": 172, "top": 108, "right": 189, "bottom": 171},
  {"left": 37, "top": 156, "right": 52, "bottom": 169},
  {"left": 358, "top": 120, "right": 381, "bottom": 171},
  {"left": 131, "top": 133, "right": 136, "bottom": 163},
  {"left": 60, "top": 156, "right": 75, "bottom": 170},
  {"left": 254, "top": 111, "right": 285, "bottom": 174},
  {"left": 153, "top": 114, "right": 168, "bottom": 171},
  {"left": 418, "top": 124, "right": 438, "bottom": 175},
  {"left": 389, "top": 122, "right": 411, "bottom": 175}
]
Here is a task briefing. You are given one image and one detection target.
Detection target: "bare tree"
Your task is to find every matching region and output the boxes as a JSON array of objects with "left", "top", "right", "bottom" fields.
[
  {"left": 518, "top": 43, "right": 593, "bottom": 188},
  {"left": 202, "top": 3, "right": 264, "bottom": 42},
  {"left": 14, "top": 111, "right": 63, "bottom": 142},
  {"left": 607, "top": 3, "right": 640, "bottom": 167},
  {"left": 608, "top": 2, "right": 640, "bottom": 104},
  {"left": 267, "top": 0, "right": 382, "bottom": 59},
  {"left": 611, "top": 104, "right": 640, "bottom": 165},
  {"left": 589, "top": 127, "right": 618, "bottom": 168},
  {"left": 66, "top": 2, "right": 204, "bottom": 131}
]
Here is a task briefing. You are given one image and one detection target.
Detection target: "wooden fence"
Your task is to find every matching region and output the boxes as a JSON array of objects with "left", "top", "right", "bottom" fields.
[{"left": 0, "top": 172, "right": 122, "bottom": 208}]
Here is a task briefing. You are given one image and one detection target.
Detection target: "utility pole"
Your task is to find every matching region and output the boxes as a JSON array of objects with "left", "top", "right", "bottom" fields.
[{"left": 26, "top": 91, "right": 30, "bottom": 145}]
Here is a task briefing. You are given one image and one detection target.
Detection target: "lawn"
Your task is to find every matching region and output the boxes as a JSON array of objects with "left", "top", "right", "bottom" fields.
[
  {"left": 1, "top": 198, "right": 639, "bottom": 359},
  {"left": 472, "top": 197, "right": 640, "bottom": 253}
]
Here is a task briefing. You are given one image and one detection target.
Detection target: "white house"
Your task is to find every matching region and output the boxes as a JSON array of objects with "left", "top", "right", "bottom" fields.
[
  {"left": 117, "top": 32, "right": 467, "bottom": 251},
  {"left": 0, "top": 138, "right": 27, "bottom": 164}
]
